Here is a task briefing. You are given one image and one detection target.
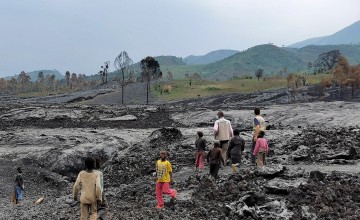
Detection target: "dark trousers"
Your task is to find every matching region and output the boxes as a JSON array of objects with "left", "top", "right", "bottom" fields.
[
  {"left": 209, "top": 163, "right": 220, "bottom": 179},
  {"left": 251, "top": 139, "right": 256, "bottom": 164}
]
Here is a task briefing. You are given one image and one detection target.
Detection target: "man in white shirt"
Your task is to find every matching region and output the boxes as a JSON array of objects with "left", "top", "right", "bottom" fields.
[{"left": 213, "top": 111, "right": 233, "bottom": 164}]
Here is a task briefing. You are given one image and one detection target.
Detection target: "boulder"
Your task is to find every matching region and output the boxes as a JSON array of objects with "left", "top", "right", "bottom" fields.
[
  {"left": 256, "top": 164, "right": 285, "bottom": 177},
  {"left": 265, "top": 178, "right": 307, "bottom": 195}
]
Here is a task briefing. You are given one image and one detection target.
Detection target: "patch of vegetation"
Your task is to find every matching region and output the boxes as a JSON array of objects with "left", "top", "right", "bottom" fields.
[
  {"left": 204, "top": 86, "right": 221, "bottom": 91},
  {"left": 153, "top": 73, "right": 327, "bottom": 101}
]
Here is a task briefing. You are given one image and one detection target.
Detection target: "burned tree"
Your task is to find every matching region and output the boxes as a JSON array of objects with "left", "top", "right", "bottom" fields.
[
  {"left": 140, "top": 56, "right": 162, "bottom": 104},
  {"left": 100, "top": 61, "right": 110, "bottom": 83},
  {"left": 114, "top": 51, "right": 133, "bottom": 104},
  {"left": 65, "top": 71, "right": 71, "bottom": 88}
]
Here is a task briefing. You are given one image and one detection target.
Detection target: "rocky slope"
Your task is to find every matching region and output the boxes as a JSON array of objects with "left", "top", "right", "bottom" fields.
[{"left": 0, "top": 84, "right": 360, "bottom": 219}]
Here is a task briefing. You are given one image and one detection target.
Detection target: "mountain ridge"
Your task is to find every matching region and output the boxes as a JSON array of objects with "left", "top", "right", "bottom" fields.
[{"left": 288, "top": 20, "right": 360, "bottom": 48}]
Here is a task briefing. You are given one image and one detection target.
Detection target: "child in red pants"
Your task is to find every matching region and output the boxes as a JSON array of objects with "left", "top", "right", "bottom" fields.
[
  {"left": 155, "top": 151, "right": 177, "bottom": 209},
  {"left": 195, "top": 131, "right": 206, "bottom": 172}
]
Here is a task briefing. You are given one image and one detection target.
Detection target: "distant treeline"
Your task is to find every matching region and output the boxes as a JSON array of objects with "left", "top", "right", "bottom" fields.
[{"left": 0, "top": 71, "right": 101, "bottom": 95}]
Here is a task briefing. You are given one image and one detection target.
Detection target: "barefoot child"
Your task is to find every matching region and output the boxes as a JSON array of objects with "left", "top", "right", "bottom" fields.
[
  {"left": 206, "top": 140, "right": 225, "bottom": 179},
  {"left": 195, "top": 131, "right": 206, "bottom": 172},
  {"left": 73, "top": 157, "right": 102, "bottom": 220},
  {"left": 253, "top": 131, "right": 269, "bottom": 167},
  {"left": 155, "top": 151, "right": 177, "bottom": 209},
  {"left": 13, "top": 167, "right": 24, "bottom": 204},
  {"left": 228, "top": 129, "right": 245, "bottom": 173}
]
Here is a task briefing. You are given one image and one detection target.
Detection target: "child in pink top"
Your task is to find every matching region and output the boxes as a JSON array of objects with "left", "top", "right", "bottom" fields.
[{"left": 253, "top": 131, "right": 268, "bottom": 167}]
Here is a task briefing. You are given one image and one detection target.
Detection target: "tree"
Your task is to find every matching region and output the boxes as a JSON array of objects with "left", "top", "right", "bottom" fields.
[
  {"left": 333, "top": 56, "right": 350, "bottom": 88},
  {"left": 37, "top": 72, "right": 44, "bottom": 82},
  {"left": 18, "top": 71, "right": 31, "bottom": 93},
  {"left": 65, "top": 71, "right": 71, "bottom": 88},
  {"left": 255, "top": 69, "right": 264, "bottom": 81},
  {"left": 9, "top": 77, "right": 18, "bottom": 94},
  {"left": 287, "top": 73, "right": 305, "bottom": 101},
  {"left": 192, "top": 72, "right": 201, "bottom": 81},
  {"left": 307, "top": 62, "right": 312, "bottom": 73},
  {"left": 0, "top": 78, "right": 9, "bottom": 93},
  {"left": 313, "top": 50, "right": 341, "bottom": 73},
  {"left": 100, "top": 61, "right": 110, "bottom": 83},
  {"left": 36, "top": 72, "right": 45, "bottom": 92},
  {"left": 167, "top": 71, "right": 173, "bottom": 81},
  {"left": 77, "top": 74, "right": 87, "bottom": 90},
  {"left": 70, "top": 73, "right": 77, "bottom": 90},
  {"left": 114, "top": 51, "right": 133, "bottom": 104},
  {"left": 140, "top": 56, "right": 162, "bottom": 104}
]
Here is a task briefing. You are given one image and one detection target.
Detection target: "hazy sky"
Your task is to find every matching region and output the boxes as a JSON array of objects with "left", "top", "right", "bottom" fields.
[{"left": 1, "top": 0, "right": 359, "bottom": 77}]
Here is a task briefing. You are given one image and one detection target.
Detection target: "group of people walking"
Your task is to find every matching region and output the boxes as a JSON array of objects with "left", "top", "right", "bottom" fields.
[
  {"left": 195, "top": 108, "right": 268, "bottom": 179},
  {"left": 12, "top": 107, "right": 268, "bottom": 215}
]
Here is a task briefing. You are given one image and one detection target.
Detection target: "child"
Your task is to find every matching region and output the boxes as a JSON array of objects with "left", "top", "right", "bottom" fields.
[
  {"left": 95, "top": 157, "right": 107, "bottom": 219},
  {"left": 253, "top": 131, "right": 269, "bottom": 167},
  {"left": 13, "top": 167, "right": 24, "bottom": 204},
  {"left": 73, "top": 157, "right": 102, "bottom": 220},
  {"left": 155, "top": 151, "right": 177, "bottom": 209},
  {"left": 228, "top": 129, "right": 245, "bottom": 173},
  {"left": 195, "top": 131, "right": 206, "bottom": 172},
  {"left": 206, "top": 140, "right": 225, "bottom": 179}
]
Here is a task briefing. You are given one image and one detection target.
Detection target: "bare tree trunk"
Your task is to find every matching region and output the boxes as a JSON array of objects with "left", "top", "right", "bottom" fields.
[
  {"left": 146, "top": 81, "right": 149, "bottom": 105},
  {"left": 121, "top": 84, "right": 124, "bottom": 104}
]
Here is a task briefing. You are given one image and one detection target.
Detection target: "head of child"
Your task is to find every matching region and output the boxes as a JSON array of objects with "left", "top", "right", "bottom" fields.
[
  {"left": 213, "top": 140, "right": 220, "bottom": 148},
  {"left": 258, "top": 130, "right": 265, "bottom": 138},
  {"left": 94, "top": 157, "right": 102, "bottom": 170},
  {"left": 254, "top": 107, "right": 261, "bottom": 116},
  {"left": 217, "top": 111, "right": 224, "bottom": 119},
  {"left": 197, "top": 131, "right": 203, "bottom": 138},
  {"left": 160, "top": 151, "right": 168, "bottom": 161},
  {"left": 84, "top": 156, "right": 96, "bottom": 171},
  {"left": 233, "top": 129, "right": 240, "bottom": 136}
]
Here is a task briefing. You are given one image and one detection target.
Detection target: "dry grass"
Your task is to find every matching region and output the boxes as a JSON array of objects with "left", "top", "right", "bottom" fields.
[{"left": 154, "top": 73, "right": 327, "bottom": 101}]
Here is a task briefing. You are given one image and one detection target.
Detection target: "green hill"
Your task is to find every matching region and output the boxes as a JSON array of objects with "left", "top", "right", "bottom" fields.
[
  {"left": 109, "top": 44, "right": 360, "bottom": 81},
  {"left": 201, "top": 44, "right": 306, "bottom": 79},
  {"left": 286, "top": 44, "right": 360, "bottom": 65},
  {"left": 160, "top": 44, "right": 360, "bottom": 80},
  {"left": 184, "top": 49, "right": 239, "bottom": 65}
]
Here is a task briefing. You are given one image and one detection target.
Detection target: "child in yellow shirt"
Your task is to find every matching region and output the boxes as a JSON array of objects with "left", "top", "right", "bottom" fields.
[{"left": 155, "top": 151, "right": 177, "bottom": 209}]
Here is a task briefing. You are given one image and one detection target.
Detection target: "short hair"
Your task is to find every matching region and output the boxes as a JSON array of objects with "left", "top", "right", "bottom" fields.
[
  {"left": 94, "top": 157, "right": 102, "bottom": 169},
  {"left": 258, "top": 130, "right": 265, "bottom": 138},
  {"left": 197, "top": 131, "right": 203, "bottom": 137},
  {"left": 84, "top": 157, "right": 96, "bottom": 170},
  {"left": 233, "top": 129, "right": 240, "bottom": 136},
  {"left": 17, "top": 167, "right": 22, "bottom": 173},
  {"left": 254, "top": 107, "right": 260, "bottom": 115},
  {"left": 213, "top": 140, "right": 220, "bottom": 147},
  {"left": 160, "top": 150, "right": 169, "bottom": 157},
  {"left": 217, "top": 111, "right": 224, "bottom": 118}
]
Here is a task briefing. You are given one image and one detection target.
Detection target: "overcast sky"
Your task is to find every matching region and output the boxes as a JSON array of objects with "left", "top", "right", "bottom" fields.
[{"left": 1, "top": 0, "right": 359, "bottom": 77}]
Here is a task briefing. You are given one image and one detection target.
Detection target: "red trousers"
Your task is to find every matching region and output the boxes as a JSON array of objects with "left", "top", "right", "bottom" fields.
[
  {"left": 195, "top": 151, "right": 205, "bottom": 169},
  {"left": 156, "top": 182, "right": 176, "bottom": 206}
]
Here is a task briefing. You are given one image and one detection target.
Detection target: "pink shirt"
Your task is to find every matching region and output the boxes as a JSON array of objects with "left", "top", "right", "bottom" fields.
[{"left": 253, "top": 138, "right": 268, "bottom": 155}]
